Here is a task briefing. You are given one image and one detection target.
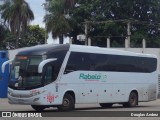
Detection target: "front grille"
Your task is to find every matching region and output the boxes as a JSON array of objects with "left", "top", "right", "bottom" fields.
[{"left": 10, "top": 93, "right": 32, "bottom": 98}]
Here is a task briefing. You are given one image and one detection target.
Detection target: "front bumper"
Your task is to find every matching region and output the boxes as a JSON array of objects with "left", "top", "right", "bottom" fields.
[
  {"left": 8, "top": 94, "right": 43, "bottom": 105},
  {"left": 8, "top": 88, "right": 61, "bottom": 105}
]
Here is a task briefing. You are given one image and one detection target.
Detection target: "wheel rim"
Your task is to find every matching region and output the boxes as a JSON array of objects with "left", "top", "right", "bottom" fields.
[
  {"left": 63, "top": 98, "right": 70, "bottom": 106},
  {"left": 130, "top": 94, "right": 136, "bottom": 105}
]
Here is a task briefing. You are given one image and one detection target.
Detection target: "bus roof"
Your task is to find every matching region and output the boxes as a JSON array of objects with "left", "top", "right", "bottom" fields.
[
  {"left": 69, "top": 45, "right": 157, "bottom": 58},
  {"left": 16, "top": 44, "right": 69, "bottom": 56},
  {"left": 15, "top": 44, "right": 157, "bottom": 58}
]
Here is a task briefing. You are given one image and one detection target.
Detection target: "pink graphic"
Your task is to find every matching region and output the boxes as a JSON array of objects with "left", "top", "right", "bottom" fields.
[{"left": 47, "top": 93, "right": 54, "bottom": 103}]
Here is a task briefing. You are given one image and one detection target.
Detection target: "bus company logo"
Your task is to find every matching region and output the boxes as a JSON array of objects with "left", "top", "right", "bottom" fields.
[
  {"left": 47, "top": 92, "right": 54, "bottom": 103},
  {"left": 79, "top": 73, "right": 107, "bottom": 82}
]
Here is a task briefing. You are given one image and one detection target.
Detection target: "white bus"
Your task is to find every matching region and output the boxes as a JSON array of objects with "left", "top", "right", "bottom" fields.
[{"left": 2, "top": 44, "right": 158, "bottom": 111}]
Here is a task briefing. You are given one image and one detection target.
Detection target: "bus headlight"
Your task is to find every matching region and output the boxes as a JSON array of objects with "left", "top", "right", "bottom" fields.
[
  {"left": 30, "top": 89, "right": 47, "bottom": 97},
  {"left": 30, "top": 91, "right": 40, "bottom": 96}
]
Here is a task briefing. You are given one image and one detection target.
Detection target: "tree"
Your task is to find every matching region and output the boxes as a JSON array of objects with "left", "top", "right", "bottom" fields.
[
  {"left": 0, "top": 23, "right": 8, "bottom": 49},
  {"left": 64, "top": 0, "right": 77, "bottom": 10},
  {"left": 103, "top": 0, "right": 160, "bottom": 47},
  {"left": 44, "top": 0, "right": 76, "bottom": 44},
  {"left": 0, "top": 0, "right": 34, "bottom": 48},
  {"left": 69, "top": 0, "right": 160, "bottom": 47},
  {"left": 0, "top": 24, "right": 5, "bottom": 42},
  {"left": 23, "top": 25, "right": 47, "bottom": 47},
  {"left": 4, "top": 25, "right": 47, "bottom": 49}
]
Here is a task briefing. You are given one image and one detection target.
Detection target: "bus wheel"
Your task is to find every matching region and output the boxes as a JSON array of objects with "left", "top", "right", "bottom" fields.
[
  {"left": 99, "top": 103, "right": 113, "bottom": 108},
  {"left": 123, "top": 92, "right": 138, "bottom": 107},
  {"left": 57, "top": 94, "right": 75, "bottom": 111},
  {"left": 31, "top": 105, "right": 45, "bottom": 111}
]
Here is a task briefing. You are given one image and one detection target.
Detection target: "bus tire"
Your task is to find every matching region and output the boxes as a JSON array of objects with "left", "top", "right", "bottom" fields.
[
  {"left": 31, "top": 105, "right": 45, "bottom": 111},
  {"left": 99, "top": 103, "right": 113, "bottom": 108},
  {"left": 57, "top": 94, "right": 75, "bottom": 111},
  {"left": 123, "top": 92, "right": 138, "bottom": 107}
]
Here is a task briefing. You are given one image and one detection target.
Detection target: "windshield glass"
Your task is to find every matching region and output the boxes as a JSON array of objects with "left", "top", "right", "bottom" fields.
[{"left": 9, "top": 56, "right": 42, "bottom": 89}]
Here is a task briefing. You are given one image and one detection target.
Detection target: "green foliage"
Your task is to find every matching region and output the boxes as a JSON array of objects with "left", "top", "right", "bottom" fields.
[
  {"left": 65, "top": 0, "right": 77, "bottom": 10},
  {"left": 22, "top": 25, "right": 47, "bottom": 47},
  {"left": 0, "top": 0, "right": 34, "bottom": 48},
  {"left": 1, "top": 25, "right": 47, "bottom": 49},
  {"left": 0, "top": 24, "right": 8, "bottom": 49},
  {"left": 69, "top": 0, "right": 160, "bottom": 47}
]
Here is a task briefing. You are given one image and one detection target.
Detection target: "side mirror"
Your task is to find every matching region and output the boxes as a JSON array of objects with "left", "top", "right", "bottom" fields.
[
  {"left": 1, "top": 59, "right": 13, "bottom": 73},
  {"left": 38, "top": 58, "right": 57, "bottom": 73}
]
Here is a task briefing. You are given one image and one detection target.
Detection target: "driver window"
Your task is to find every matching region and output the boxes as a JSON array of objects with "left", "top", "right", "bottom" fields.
[{"left": 45, "top": 66, "right": 54, "bottom": 85}]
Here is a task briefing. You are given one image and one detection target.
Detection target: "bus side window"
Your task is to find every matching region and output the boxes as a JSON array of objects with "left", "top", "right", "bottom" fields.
[
  {"left": 44, "top": 66, "right": 54, "bottom": 85},
  {"left": 64, "top": 64, "right": 76, "bottom": 74}
]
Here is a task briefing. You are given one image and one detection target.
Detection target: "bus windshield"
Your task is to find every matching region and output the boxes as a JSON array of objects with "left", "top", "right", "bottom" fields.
[{"left": 9, "top": 56, "right": 43, "bottom": 89}]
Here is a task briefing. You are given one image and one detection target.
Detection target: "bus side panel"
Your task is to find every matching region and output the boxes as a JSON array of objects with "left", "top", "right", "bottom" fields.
[
  {"left": 98, "top": 84, "right": 113, "bottom": 103},
  {"left": 147, "top": 84, "right": 157, "bottom": 101},
  {"left": 60, "top": 72, "right": 99, "bottom": 104},
  {"left": 60, "top": 71, "right": 157, "bottom": 104},
  {"left": 112, "top": 84, "right": 127, "bottom": 102}
]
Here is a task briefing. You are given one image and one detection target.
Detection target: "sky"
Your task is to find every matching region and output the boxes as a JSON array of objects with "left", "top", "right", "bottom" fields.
[
  {"left": 27, "top": 0, "right": 45, "bottom": 28},
  {"left": 27, "top": 0, "right": 61, "bottom": 44}
]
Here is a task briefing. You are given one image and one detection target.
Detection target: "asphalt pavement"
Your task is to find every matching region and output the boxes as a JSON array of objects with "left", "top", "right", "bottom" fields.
[{"left": 0, "top": 98, "right": 160, "bottom": 120}]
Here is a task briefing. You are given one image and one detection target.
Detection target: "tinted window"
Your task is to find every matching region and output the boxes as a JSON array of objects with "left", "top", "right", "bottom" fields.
[
  {"left": 44, "top": 65, "right": 54, "bottom": 85},
  {"left": 48, "top": 50, "right": 67, "bottom": 78},
  {"left": 64, "top": 52, "right": 157, "bottom": 74},
  {"left": 64, "top": 52, "right": 91, "bottom": 74}
]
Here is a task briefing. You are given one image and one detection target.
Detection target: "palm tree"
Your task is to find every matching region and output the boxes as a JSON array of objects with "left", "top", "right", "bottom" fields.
[
  {"left": 64, "top": 0, "right": 77, "bottom": 10},
  {"left": 0, "top": 0, "right": 34, "bottom": 48},
  {"left": 0, "top": 24, "right": 6, "bottom": 47},
  {"left": 0, "top": 22, "right": 9, "bottom": 49},
  {"left": 44, "top": 0, "right": 76, "bottom": 44}
]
